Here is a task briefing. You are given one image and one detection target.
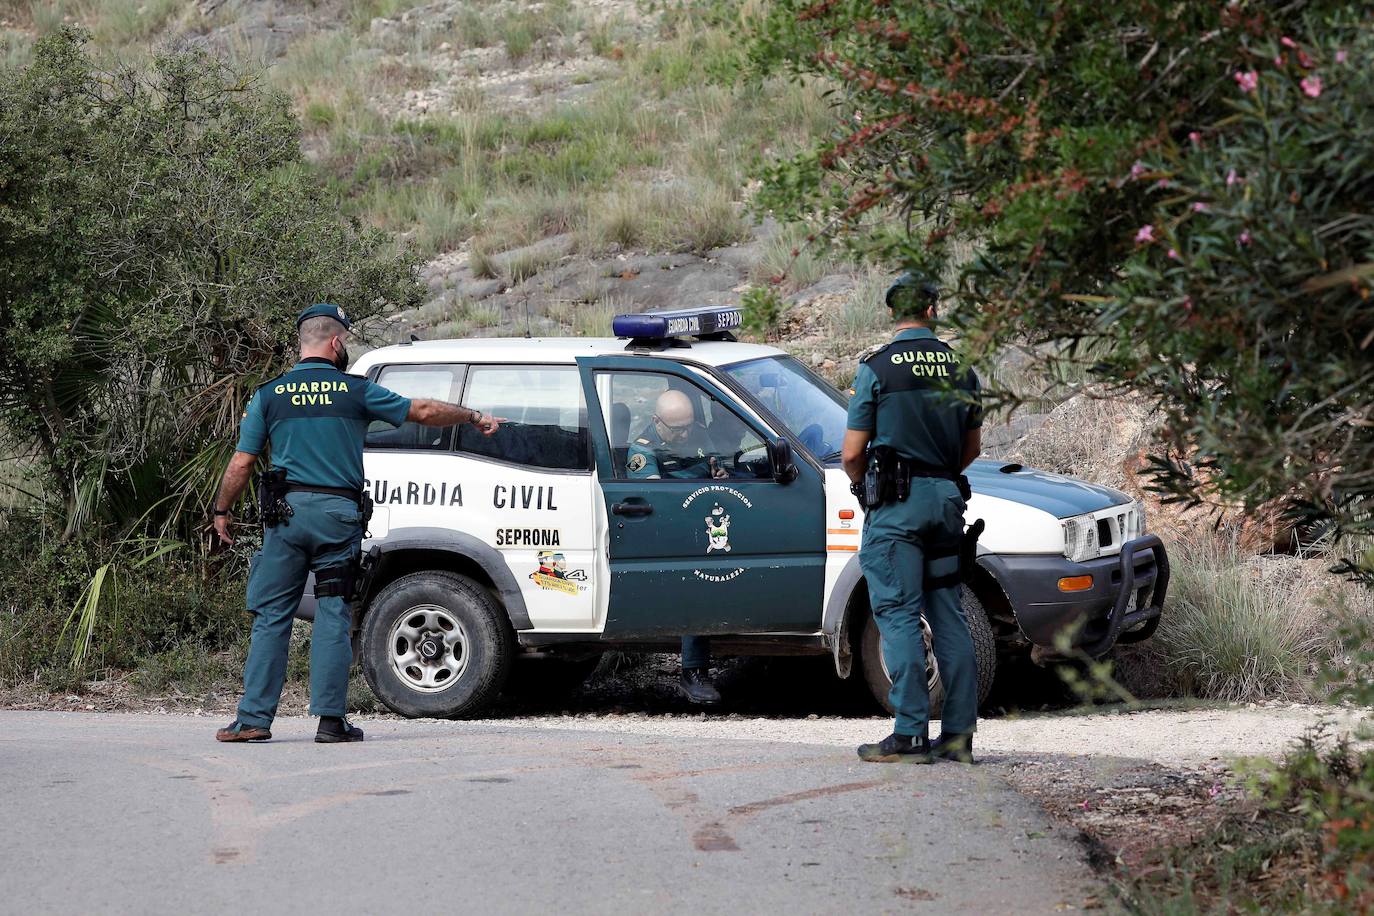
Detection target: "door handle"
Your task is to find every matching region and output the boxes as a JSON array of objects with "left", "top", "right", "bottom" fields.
[{"left": 612, "top": 501, "right": 653, "bottom": 517}]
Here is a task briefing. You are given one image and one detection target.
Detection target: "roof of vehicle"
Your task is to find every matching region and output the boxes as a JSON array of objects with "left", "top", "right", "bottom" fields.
[{"left": 352, "top": 336, "right": 789, "bottom": 374}]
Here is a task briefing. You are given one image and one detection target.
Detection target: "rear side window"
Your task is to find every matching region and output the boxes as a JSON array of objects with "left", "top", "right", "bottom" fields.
[
  {"left": 365, "top": 364, "right": 465, "bottom": 450},
  {"left": 456, "top": 365, "right": 589, "bottom": 471}
]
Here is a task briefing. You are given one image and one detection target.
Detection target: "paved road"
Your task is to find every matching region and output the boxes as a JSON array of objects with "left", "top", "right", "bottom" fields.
[{"left": 0, "top": 712, "right": 1098, "bottom": 914}]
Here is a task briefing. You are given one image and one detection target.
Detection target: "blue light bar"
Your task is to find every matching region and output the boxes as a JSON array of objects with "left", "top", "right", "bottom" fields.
[{"left": 612, "top": 306, "right": 743, "bottom": 340}]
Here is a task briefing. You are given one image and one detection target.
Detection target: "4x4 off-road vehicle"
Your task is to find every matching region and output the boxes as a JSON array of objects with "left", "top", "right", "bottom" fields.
[{"left": 303, "top": 306, "right": 1167, "bottom": 718}]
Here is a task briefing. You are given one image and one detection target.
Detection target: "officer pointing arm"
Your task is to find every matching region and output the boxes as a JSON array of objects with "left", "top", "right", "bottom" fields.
[
  {"left": 842, "top": 274, "right": 983, "bottom": 765},
  {"left": 209, "top": 304, "right": 501, "bottom": 746}
]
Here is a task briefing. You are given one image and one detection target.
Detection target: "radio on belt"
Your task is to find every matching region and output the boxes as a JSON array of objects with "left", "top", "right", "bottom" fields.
[{"left": 613, "top": 306, "right": 743, "bottom": 345}]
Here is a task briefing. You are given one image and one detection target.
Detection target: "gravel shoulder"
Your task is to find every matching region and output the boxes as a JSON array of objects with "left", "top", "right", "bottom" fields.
[{"left": 495, "top": 703, "right": 1371, "bottom": 768}]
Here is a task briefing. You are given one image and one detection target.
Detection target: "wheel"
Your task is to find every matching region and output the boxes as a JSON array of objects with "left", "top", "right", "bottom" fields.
[
  {"left": 859, "top": 587, "right": 998, "bottom": 720},
  {"left": 360, "top": 570, "right": 514, "bottom": 718}
]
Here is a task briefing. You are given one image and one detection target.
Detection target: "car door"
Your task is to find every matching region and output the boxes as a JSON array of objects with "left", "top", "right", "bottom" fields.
[{"left": 577, "top": 356, "right": 825, "bottom": 637}]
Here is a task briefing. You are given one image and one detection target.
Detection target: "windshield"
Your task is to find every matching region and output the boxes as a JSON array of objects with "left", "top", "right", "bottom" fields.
[{"left": 723, "top": 356, "right": 849, "bottom": 463}]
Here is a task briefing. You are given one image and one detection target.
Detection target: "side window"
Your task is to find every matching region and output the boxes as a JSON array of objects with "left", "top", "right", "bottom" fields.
[
  {"left": 365, "top": 364, "right": 465, "bottom": 450},
  {"left": 456, "top": 365, "right": 589, "bottom": 471},
  {"left": 600, "top": 371, "right": 771, "bottom": 480}
]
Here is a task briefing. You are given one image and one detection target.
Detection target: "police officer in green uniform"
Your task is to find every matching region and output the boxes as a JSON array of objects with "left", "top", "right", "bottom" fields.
[
  {"left": 212, "top": 304, "right": 502, "bottom": 744},
  {"left": 841, "top": 274, "right": 983, "bottom": 764},
  {"left": 626, "top": 389, "right": 727, "bottom": 705}
]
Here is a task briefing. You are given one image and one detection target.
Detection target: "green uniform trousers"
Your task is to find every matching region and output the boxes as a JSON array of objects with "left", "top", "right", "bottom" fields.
[
  {"left": 236, "top": 491, "right": 362, "bottom": 729},
  {"left": 859, "top": 477, "right": 978, "bottom": 737}
]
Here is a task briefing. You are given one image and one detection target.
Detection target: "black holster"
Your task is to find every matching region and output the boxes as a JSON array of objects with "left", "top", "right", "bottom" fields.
[
  {"left": 857, "top": 447, "right": 964, "bottom": 511},
  {"left": 926, "top": 518, "right": 986, "bottom": 592},
  {"left": 314, "top": 545, "right": 382, "bottom": 605},
  {"left": 257, "top": 468, "right": 294, "bottom": 528}
]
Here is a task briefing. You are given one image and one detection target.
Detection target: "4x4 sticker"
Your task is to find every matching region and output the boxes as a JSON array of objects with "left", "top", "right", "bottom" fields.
[{"left": 531, "top": 551, "right": 587, "bottom": 596}]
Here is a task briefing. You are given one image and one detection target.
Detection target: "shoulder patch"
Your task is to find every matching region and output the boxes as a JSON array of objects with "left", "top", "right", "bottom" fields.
[
  {"left": 858, "top": 342, "right": 891, "bottom": 363},
  {"left": 627, "top": 453, "right": 647, "bottom": 472}
]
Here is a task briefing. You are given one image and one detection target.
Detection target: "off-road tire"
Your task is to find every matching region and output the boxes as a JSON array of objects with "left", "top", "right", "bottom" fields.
[
  {"left": 361, "top": 571, "right": 514, "bottom": 719},
  {"left": 859, "top": 587, "right": 998, "bottom": 720}
]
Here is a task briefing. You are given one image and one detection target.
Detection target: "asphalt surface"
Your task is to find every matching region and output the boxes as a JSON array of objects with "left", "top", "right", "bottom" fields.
[{"left": 0, "top": 711, "right": 1099, "bottom": 914}]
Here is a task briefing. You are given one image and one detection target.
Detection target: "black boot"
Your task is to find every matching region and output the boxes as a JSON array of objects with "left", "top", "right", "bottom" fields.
[
  {"left": 857, "top": 731, "right": 933, "bottom": 764},
  {"left": 315, "top": 716, "right": 364, "bottom": 744},
  {"left": 932, "top": 732, "right": 974, "bottom": 764},
  {"left": 679, "top": 667, "right": 721, "bottom": 705}
]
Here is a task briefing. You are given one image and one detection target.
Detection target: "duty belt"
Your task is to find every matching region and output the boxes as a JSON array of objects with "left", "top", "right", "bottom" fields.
[{"left": 285, "top": 483, "right": 364, "bottom": 502}]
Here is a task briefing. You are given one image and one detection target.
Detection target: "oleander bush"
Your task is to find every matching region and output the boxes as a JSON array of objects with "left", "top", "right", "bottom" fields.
[{"left": 748, "top": 0, "right": 1374, "bottom": 582}]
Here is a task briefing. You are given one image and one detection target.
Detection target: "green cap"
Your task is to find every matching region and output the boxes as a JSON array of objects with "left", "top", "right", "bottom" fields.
[
  {"left": 885, "top": 272, "right": 939, "bottom": 313},
  {"left": 296, "top": 303, "right": 351, "bottom": 330}
]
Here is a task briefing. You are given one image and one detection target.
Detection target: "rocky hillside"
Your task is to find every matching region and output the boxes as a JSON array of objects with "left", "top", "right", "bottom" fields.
[{"left": 0, "top": 0, "right": 1123, "bottom": 459}]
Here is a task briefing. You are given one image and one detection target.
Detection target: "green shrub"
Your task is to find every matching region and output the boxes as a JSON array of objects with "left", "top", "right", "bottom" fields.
[
  {"left": 741, "top": 285, "right": 786, "bottom": 340},
  {"left": 1151, "top": 537, "right": 1329, "bottom": 701},
  {"left": 749, "top": 0, "right": 1374, "bottom": 581}
]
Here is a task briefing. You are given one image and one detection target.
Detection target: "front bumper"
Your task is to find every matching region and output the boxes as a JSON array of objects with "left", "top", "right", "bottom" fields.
[{"left": 979, "top": 535, "right": 1169, "bottom": 657}]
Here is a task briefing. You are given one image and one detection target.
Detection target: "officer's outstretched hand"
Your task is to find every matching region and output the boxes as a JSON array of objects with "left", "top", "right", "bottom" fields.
[
  {"left": 476, "top": 414, "right": 504, "bottom": 436},
  {"left": 213, "top": 513, "right": 234, "bottom": 546}
]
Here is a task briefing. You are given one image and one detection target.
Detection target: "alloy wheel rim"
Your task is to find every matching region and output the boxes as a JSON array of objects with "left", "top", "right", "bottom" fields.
[{"left": 388, "top": 605, "right": 469, "bottom": 692}]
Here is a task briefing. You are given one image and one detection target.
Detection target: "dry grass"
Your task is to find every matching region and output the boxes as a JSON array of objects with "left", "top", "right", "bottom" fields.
[
  {"left": 1006, "top": 390, "right": 1154, "bottom": 489},
  {"left": 581, "top": 182, "right": 743, "bottom": 255},
  {"left": 1143, "top": 536, "right": 1353, "bottom": 702}
]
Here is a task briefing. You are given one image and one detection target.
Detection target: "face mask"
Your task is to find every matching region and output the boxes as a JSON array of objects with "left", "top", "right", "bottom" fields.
[{"left": 332, "top": 339, "right": 350, "bottom": 371}]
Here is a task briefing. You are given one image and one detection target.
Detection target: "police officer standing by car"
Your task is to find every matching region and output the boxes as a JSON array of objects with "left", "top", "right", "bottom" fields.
[
  {"left": 211, "top": 304, "right": 501, "bottom": 744},
  {"left": 841, "top": 274, "right": 982, "bottom": 764}
]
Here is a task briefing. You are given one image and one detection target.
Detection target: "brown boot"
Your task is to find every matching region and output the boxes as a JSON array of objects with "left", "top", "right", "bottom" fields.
[{"left": 216, "top": 721, "right": 271, "bottom": 742}]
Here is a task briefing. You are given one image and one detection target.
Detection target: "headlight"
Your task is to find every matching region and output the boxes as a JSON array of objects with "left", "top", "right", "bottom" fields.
[
  {"left": 1133, "top": 499, "right": 1148, "bottom": 538},
  {"left": 1062, "top": 514, "right": 1099, "bottom": 563}
]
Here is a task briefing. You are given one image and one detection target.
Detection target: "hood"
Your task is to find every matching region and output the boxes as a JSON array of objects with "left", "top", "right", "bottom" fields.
[{"left": 966, "top": 459, "right": 1128, "bottom": 518}]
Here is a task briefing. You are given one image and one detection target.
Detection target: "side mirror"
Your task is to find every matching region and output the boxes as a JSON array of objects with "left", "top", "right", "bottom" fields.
[{"left": 767, "top": 437, "right": 798, "bottom": 484}]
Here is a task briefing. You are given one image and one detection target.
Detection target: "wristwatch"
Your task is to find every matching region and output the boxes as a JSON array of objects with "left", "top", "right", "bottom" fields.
[
  {"left": 213, "top": 509, "right": 230, "bottom": 517},
  {"left": 471, "top": 410, "right": 484, "bottom": 425}
]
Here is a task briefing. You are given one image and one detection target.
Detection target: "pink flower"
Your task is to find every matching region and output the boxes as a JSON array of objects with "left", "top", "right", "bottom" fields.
[
  {"left": 1226, "top": 168, "right": 1239, "bottom": 187},
  {"left": 1209, "top": 783, "right": 1222, "bottom": 798},
  {"left": 1188, "top": 131, "right": 1202, "bottom": 146},
  {"left": 1301, "top": 75, "right": 1323, "bottom": 98},
  {"left": 1336, "top": 50, "right": 1348, "bottom": 64},
  {"left": 1234, "top": 70, "right": 1259, "bottom": 93},
  {"left": 1168, "top": 248, "right": 1180, "bottom": 260},
  {"left": 1298, "top": 50, "right": 1314, "bottom": 69},
  {"left": 1135, "top": 225, "right": 1155, "bottom": 244},
  {"left": 1273, "top": 56, "right": 1284, "bottom": 67},
  {"left": 1182, "top": 296, "right": 1193, "bottom": 312},
  {"left": 1192, "top": 202, "right": 1208, "bottom": 212},
  {"left": 1130, "top": 160, "right": 1147, "bottom": 179},
  {"left": 1280, "top": 36, "right": 1297, "bottom": 49},
  {"left": 1238, "top": 231, "right": 1252, "bottom": 246},
  {"left": 1155, "top": 179, "right": 1171, "bottom": 190}
]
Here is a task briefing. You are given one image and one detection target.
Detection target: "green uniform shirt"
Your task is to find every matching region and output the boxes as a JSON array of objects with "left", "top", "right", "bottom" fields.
[
  {"left": 846, "top": 327, "right": 982, "bottom": 472},
  {"left": 236, "top": 357, "right": 412, "bottom": 490},
  {"left": 626, "top": 424, "right": 716, "bottom": 479}
]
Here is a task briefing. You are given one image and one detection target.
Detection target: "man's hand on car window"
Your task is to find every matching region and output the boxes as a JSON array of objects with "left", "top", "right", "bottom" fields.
[
  {"left": 708, "top": 456, "right": 728, "bottom": 479},
  {"left": 474, "top": 412, "right": 505, "bottom": 436}
]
